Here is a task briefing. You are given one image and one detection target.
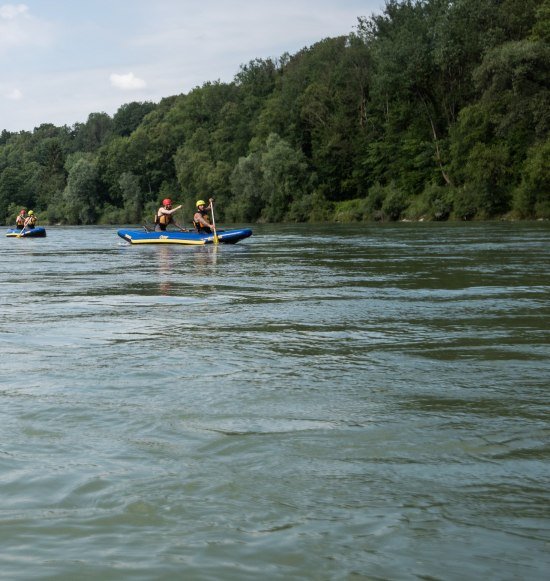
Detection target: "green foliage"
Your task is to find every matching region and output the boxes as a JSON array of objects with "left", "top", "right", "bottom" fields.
[
  {"left": 364, "top": 183, "right": 387, "bottom": 220},
  {"left": 462, "top": 142, "right": 513, "bottom": 217},
  {"left": 0, "top": 167, "right": 28, "bottom": 221},
  {"left": 118, "top": 171, "right": 143, "bottom": 223},
  {"left": 381, "top": 186, "right": 410, "bottom": 221},
  {"left": 355, "top": 181, "right": 411, "bottom": 221},
  {"left": 72, "top": 112, "right": 113, "bottom": 153},
  {"left": 513, "top": 138, "right": 550, "bottom": 218},
  {"left": 43, "top": 197, "right": 65, "bottom": 225},
  {"left": 531, "top": 0, "right": 550, "bottom": 42},
  {"left": 451, "top": 186, "right": 480, "bottom": 220},
  {"left": 333, "top": 198, "right": 369, "bottom": 222},
  {"left": 63, "top": 154, "right": 101, "bottom": 224},
  {"left": 448, "top": 104, "right": 493, "bottom": 183},
  {"left": 404, "top": 183, "right": 453, "bottom": 221},
  {"left": 227, "top": 134, "right": 314, "bottom": 222},
  {"left": 226, "top": 153, "right": 264, "bottom": 222},
  {"left": 261, "top": 133, "right": 312, "bottom": 222},
  {"left": 113, "top": 102, "right": 157, "bottom": 137},
  {"left": 98, "top": 203, "right": 128, "bottom": 225},
  {"left": 473, "top": 39, "right": 550, "bottom": 143},
  {"left": 287, "top": 191, "right": 333, "bottom": 223}
]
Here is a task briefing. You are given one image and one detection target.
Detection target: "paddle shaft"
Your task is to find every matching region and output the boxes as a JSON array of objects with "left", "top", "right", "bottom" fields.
[
  {"left": 210, "top": 200, "right": 219, "bottom": 244},
  {"left": 145, "top": 221, "right": 189, "bottom": 233}
]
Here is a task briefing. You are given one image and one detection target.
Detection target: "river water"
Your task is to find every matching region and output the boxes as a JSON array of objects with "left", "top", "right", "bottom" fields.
[{"left": 1, "top": 222, "right": 548, "bottom": 580}]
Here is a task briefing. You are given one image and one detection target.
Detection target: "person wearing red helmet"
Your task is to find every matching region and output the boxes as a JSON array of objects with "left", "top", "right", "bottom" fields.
[
  {"left": 155, "top": 198, "right": 183, "bottom": 232},
  {"left": 15, "top": 209, "right": 26, "bottom": 229}
]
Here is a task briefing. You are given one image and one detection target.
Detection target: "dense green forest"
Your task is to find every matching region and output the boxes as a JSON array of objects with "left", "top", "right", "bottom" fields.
[{"left": 1, "top": 0, "right": 548, "bottom": 226}]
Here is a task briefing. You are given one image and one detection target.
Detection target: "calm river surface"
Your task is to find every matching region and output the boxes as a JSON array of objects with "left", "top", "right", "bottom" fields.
[{"left": 1, "top": 222, "right": 549, "bottom": 580}]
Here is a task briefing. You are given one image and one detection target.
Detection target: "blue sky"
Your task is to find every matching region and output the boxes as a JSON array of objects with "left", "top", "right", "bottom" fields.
[{"left": 0, "top": 1, "right": 383, "bottom": 132}]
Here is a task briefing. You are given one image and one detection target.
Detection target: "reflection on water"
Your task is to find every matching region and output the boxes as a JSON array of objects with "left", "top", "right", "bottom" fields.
[
  {"left": 0, "top": 222, "right": 549, "bottom": 580},
  {"left": 192, "top": 243, "right": 219, "bottom": 275},
  {"left": 158, "top": 245, "right": 172, "bottom": 295}
]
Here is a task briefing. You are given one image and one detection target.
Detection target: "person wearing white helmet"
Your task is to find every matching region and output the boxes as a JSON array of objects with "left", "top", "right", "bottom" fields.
[{"left": 193, "top": 198, "right": 214, "bottom": 233}]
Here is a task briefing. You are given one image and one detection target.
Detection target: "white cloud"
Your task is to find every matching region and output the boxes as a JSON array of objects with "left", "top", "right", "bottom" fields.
[
  {"left": 5, "top": 87, "right": 22, "bottom": 100},
  {"left": 109, "top": 72, "right": 147, "bottom": 90},
  {"left": 0, "top": 3, "right": 28, "bottom": 20},
  {"left": 0, "top": 2, "right": 51, "bottom": 52}
]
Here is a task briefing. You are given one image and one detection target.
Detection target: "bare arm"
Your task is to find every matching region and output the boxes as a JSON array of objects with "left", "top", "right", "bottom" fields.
[
  {"left": 159, "top": 205, "right": 182, "bottom": 217},
  {"left": 193, "top": 212, "right": 212, "bottom": 228}
]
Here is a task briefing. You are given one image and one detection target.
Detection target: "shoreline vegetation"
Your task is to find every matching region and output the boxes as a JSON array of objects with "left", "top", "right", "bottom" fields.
[{"left": 1, "top": 0, "right": 549, "bottom": 227}]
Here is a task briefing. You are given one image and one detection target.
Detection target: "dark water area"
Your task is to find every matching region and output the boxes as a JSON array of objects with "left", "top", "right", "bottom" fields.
[{"left": 1, "top": 222, "right": 549, "bottom": 579}]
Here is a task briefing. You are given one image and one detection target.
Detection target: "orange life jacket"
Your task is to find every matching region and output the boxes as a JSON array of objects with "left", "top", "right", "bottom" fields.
[
  {"left": 193, "top": 209, "right": 211, "bottom": 232},
  {"left": 155, "top": 209, "right": 172, "bottom": 226}
]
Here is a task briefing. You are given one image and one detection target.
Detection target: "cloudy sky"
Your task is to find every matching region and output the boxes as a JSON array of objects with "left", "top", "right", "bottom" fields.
[{"left": 0, "top": 0, "right": 383, "bottom": 132}]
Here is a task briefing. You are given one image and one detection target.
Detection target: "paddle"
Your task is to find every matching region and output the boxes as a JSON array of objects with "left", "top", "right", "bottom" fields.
[
  {"left": 16, "top": 227, "right": 26, "bottom": 238},
  {"left": 144, "top": 222, "right": 189, "bottom": 233},
  {"left": 210, "top": 199, "right": 219, "bottom": 244},
  {"left": 173, "top": 218, "right": 188, "bottom": 232}
]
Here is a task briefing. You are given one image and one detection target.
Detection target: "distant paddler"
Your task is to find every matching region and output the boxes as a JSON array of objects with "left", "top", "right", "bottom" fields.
[
  {"left": 23, "top": 210, "right": 38, "bottom": 230},
  {"left": 15, "top": 209, "right": 26, "bottom": 230},
  {"left": 155, "top": 198, "right": 183, "bottom": 232}
]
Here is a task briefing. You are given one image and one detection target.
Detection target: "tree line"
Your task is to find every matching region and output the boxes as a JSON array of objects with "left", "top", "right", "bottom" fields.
[{"left": 1, "top": 0, "right": 548, "bottom": 226}]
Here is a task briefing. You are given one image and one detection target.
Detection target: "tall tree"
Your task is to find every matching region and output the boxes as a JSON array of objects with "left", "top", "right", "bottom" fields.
[
  {"left": 63, "top": 154, "right": 101, "bottom": 224},
  {"left": 112, "top": 101, "right": 157, "bottom": 137}
]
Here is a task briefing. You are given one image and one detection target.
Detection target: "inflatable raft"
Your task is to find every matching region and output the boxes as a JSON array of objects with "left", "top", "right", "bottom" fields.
[
  {"left": 6, "top": 227, "right": 47, "bottom": 238},
  {"left": 117, "top": 228, "right": 252, "bottom": 245}
]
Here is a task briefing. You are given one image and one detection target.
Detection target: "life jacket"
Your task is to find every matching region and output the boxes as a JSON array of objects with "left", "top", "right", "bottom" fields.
[
  {"left": 193, "top": 209, "right": 212, "bottom": 233},
  {"left": 16, "top": 215, "right": 25, "bottom": 227},
  {"left": 26, "top": 215, "right": 37, "bottom": 228},
  {"left": 155, "top": 209, "right": 172, "bottom": 226}
]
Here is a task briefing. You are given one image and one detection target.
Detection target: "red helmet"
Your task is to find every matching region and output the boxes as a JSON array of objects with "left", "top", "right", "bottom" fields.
[
  {"left": 20, "top": 209, "right": 26, "bottom": 214},
  {"left": 162, "top": 198, "right": 172, "bottom": 206}
]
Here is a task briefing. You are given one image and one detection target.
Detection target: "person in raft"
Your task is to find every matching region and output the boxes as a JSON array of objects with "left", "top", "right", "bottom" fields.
[
  {"left": 193, "top": 199, "right": 215, "bottom": 233},
  {"left": 15, "top": 209, "right": 26, "bottom": 229},
  {"left": 155, "top": 198, "right": 183, "bottom": 232},
  {"left": 23, "top": 210, "right": 38, "bottom": 230}
]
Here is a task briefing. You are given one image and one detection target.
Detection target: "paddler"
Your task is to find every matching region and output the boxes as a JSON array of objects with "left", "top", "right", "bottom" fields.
[
  {"left": 193, "top": 199, "right": 215, "bottom": 233},
  {"left": 155, "top": 198, "right": 183, "bottom": 232},
  {"left": 15, "top": 209, "right": 26, "bottom": 229},
  {"left": 23, "top": 210, "right": 38, "bottom": 230}
]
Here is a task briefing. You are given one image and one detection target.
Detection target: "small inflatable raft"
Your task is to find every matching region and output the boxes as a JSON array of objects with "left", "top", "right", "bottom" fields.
[{"left": 6, "top": 227, "right": 47, "bottom": 238}]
